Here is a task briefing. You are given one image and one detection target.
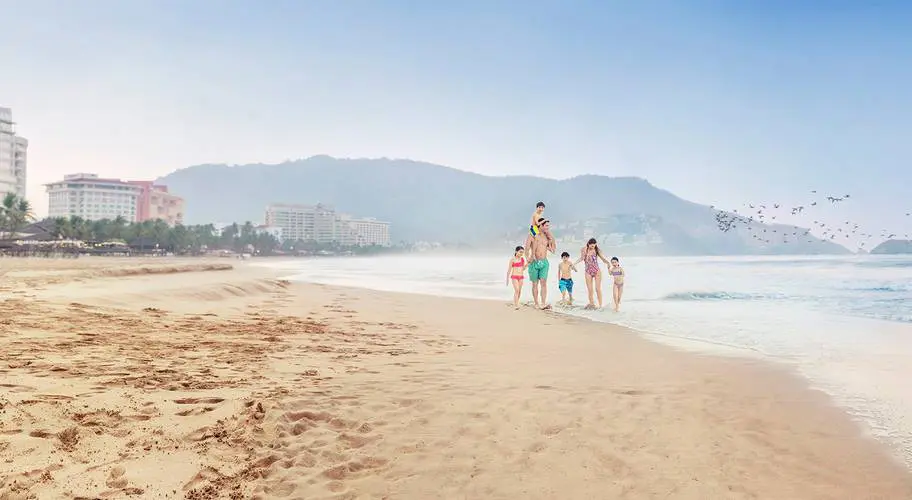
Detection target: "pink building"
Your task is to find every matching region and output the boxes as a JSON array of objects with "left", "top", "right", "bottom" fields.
[
  {"left": 129, "top": 180, "right": 155, "bottom": 221},
  {"left": 128, "top": 181, "right": 185, "bottom": 226}
]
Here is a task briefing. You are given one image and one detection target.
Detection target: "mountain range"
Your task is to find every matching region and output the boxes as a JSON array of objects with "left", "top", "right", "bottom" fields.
[
  {"left": 871, "top": 239, "right": 912, "bottom": 254},
  {"left": 157, "top": 156, "right": 849, "bottom": 255}
]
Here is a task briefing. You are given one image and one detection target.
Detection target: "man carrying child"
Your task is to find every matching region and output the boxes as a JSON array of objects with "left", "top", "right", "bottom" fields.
[{"left": 525, "top": 218, "right": 555, "bottom": 310}]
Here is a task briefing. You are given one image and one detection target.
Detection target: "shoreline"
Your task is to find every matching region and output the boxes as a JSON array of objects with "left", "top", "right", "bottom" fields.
[
  {"left": 262, "top": 257, "right": 912, "bottom": 469},
  {"left": 278, "top": 274, "right": 912, "bottom": 469},
  {"left": 2, "top": 258, "right": 910, "bottom": 498}
]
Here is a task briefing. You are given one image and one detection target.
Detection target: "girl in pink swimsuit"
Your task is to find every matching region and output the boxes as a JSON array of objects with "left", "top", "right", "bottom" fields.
[
  {"left": 506, "top": 245, "right": 528, "bottom": 309},
  {"left": 574, "top": 238, "right": 611, "bottom": 309}
]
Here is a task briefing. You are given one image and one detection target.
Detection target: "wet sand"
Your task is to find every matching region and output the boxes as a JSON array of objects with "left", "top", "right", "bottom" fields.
[{"left": 1, "top": 257, "right": 910, "bottom": 499}]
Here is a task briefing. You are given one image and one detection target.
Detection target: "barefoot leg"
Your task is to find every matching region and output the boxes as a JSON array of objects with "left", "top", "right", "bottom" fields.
[
  {"left": 585, "top": 273, "right": 595, "bottom": 308},
  {"left": 512, "top": 279, "right": 523, "bottom": 308},
  {"left": 594, "top": 272, "right": 603, "bottom": 309}
]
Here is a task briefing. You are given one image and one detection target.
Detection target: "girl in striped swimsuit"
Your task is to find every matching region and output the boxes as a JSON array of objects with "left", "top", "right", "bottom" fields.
[
  {"left": 609, "top": 257, "right": 626, "bottom": 311},
  {"left": 575, "top": 238, "right": 611, "bottom": 309}
]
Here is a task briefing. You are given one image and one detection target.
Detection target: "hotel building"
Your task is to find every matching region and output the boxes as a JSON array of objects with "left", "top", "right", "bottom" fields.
[
  {"left": 265, "top": 203, "right": 391, "bottom": 246},
  {"left": 46, "top": 174, "right": 142, "bottom": 221},
  {"left": 0, "top": 107, "right": 28, "bottom": 199},
  {"left": 337, "top": 215, "right": 392, "bottom": 247},
  {"left": 128, "top": 181, "right": 185, "bottom": 226},
  {"left": 46, "top": 173, "right": 185, "bottom": 225}
]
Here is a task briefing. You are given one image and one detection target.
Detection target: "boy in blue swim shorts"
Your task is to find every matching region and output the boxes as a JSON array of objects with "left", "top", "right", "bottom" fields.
[{"left": 557, "top": 251, "right": 576, "bottom": 305}]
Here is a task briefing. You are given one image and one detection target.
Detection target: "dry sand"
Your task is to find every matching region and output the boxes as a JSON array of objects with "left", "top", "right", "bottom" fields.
[{"left": 1, "top": 257, "right": 910, "bottom": 499}]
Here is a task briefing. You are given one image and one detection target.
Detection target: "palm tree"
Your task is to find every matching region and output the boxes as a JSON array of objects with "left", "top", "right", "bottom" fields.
[
  {"left": 1, "top": 194, "right": 34, "bottom": 238},
  {"left": 110, "top": 215, "right": 127, "bottom": 240},
  {"left": 220, "top": 222, "right": 239, "bottom": 250},
  {"left": 150, "top": 219, "right": 171, "bottom": 248},
  {"left": 51, "top": 217, "right": 75, "bottom": 239},
  {"left": 168, "top": 224, "right": 190, "bottom": 253},
  {"left": 1, "top": 193, "right": 16, "bottom": 236},
  {"left": 91, "top": 219, "right": 109, "bottom": 241},
  {"left": 68, "top": 216, "right": 90, "bottom": 240}
]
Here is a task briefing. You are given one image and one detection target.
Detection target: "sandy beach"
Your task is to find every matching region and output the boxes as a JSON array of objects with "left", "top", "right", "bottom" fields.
[{"left": 1, "top": 258, "right": 910, "bottom": 499}]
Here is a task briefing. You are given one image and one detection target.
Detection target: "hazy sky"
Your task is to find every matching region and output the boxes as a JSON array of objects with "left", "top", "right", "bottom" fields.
[{"left": 1, "top": 0, "right": 910, "bottom": 244}]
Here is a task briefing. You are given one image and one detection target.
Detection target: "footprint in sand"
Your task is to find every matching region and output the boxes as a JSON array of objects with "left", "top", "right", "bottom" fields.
[
  {"left": 36, "top": 394, "right": 74, "bottom": 401},
  {"left": 73, "top": 410, "right": 151, "bottom": 429},
  {"left": 321, "top": 456, "right": 389, "bottom": 480},
  {"left": 174, "top": 397, "right": 225, "bottom": 405},
  {"left": 106, "top": 465, "right": 128, "bottom": 489},
  {"left": 613, "top": 389, "right": 647, "bottom": 396},
  {"left": 337, "top": 432, "right": 379, "bottom": 449},
  {"left": 0, "top": 383, "right": 35, "bottom": 392},
  {"left": 57, "top": 427, "right": 80, "bottom": 451},
  {"left": 138, "top": 402, "right": 159, "bottom": 415},
  {"left": 184, "top": 423, "right": 230, "bottom": 443},
  {"left": 541, "top": 425, "right": 565, "bottom": 436},
  {"left": 526, "top": 442, "right": 547, "bottom": 453},
  {"left": 176, "top": 406, "right": 216, "bottom": 417}
]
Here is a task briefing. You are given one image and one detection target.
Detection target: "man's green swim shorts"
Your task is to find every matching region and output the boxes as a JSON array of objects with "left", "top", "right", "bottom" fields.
[{"left": 528, "top": 258, "right": 549, "bottom": 281}]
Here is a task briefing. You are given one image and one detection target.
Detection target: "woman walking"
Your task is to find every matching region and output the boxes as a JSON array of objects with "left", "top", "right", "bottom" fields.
[{"left": 575, "top": 238, "right": 611, "bottom": 309}]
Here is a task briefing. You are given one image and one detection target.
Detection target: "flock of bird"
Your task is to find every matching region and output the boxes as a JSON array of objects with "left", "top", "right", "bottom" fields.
[{"left": 712, "top": 191, "right": 911, "bottom": 250}]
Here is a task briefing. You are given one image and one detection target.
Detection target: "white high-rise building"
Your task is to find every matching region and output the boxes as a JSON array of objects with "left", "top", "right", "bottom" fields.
[
  {"left": 338, "top": 215, "right": 391, "bottom": 247},
  {"left": 0, "top": 107, "right": 28, "bottom": 200},
  {"left": 265, "top": 203, "right": 391, "bottom": 246},
  {"left": 265, "top": 203, "right": 343, "bottom": 243},
  {"left": 265, "top": 203, "right": 318, "bottom": 242},
  {"left": 46, "top": 173, "right": 142, "bottom": 221}
]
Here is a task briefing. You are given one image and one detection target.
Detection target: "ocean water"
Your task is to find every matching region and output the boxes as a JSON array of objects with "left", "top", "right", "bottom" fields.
[{"left": 257, "top": 254, "right": 912, "bottom": 467}]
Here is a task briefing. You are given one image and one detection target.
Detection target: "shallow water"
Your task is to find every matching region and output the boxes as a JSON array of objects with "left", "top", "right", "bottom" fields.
[{"left": 257, "top": 254, "right": 912, "bottom": 467}]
